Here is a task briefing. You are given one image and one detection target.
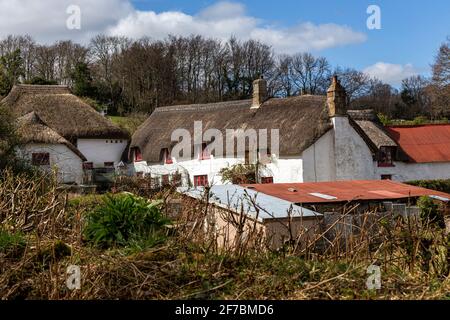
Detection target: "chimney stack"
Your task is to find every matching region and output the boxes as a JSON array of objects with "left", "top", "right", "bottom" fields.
[
  {"left": 251, "top": 76, "right": 267, "bottom": 109},
  {"left": 327, "top": 76, "right": 347, "bottom": 117}
]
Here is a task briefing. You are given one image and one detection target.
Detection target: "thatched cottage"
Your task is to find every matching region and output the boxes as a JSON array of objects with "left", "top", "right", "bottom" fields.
[
  {"left": 130, "top": 76, "right": 450, "bottom": 186},
  {"left": 1, "top": 85, "right": 129, "bottom": 184}
]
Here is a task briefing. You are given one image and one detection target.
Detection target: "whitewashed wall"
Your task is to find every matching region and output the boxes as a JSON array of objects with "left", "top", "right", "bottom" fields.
[
  {"left": 133, "top": 154, "right": 304, "bottom": 186},
  {"left": 77, "top": 139, "right": 128, "bottom": 168},
  {"left": 17, "top": 143, "right": 83, "bottom": 184},
  {"left": 332, "top": 116, "right": 376, "bottom": 180},
  {"left": 302, "top": 130, "right": 336, "bottom": 182},
  {"left": 375, "top": 161, "right": 450, "bottom": 182}
]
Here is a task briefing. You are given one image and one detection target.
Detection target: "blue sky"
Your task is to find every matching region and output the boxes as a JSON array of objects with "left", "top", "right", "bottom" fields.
[
  {"left": 1, "top": 0, "right": 448, "bottom": 86},
  {"left": 130, "top": 0, "right": 450, "bottom": 84}
]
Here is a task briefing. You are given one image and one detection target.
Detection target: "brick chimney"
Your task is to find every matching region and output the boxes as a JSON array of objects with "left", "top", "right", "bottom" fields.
[
  {"left": 327, "top": 76, "right": 347, "bottom": 117},
  {"left": 251, "top": 76, "right": 267, "bottom": 109}
]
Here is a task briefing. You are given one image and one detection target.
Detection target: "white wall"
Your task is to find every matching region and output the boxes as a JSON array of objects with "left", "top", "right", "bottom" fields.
[
  {"left": 133, "top": 154, "right": 305, "bottom": 186},
  {"left": 375, "top": 161, "right": 450, "bottom": 182},
  {"left": 77, "top": 139, "right": 128, "bottom": 168},
  {"left": 332, "top": 116, "right": 376, "bottom": 180},
  {"left": 17, "top": 143, "right": 83, "bottom": 184},
  {"left": 302, "top": 130, "right": 336, "bottom": 182}
]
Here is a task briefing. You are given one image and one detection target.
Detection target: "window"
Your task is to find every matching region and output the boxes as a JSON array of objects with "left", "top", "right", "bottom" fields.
[
  {"left": 161, "top": 174, "right": 170, "bottom": 186},
  {"left": 83, "top": 162, "right": 93, "bottom": 170},
  {"left": 381, "top": 174, "right": 392, "bottom": 180},
  {"left": 162, "top": 148, "right": 173, "bottom": 164},
  {"left": 104, "top": 162, "right": 114, "bottom": 168},
  {"left": 199, "top": 143, "right": 210, "bottom": 160},
  {"left": 378, "top": 146, "right": 395, "bottom": 167},
  {"left": 32, "top": 153, "right": 50, "bottom": 166},
  {"left": 132, "top": 147, "right": 143, "bottom": 162},
  {"left": 136, "top": 172, "right": 144, "bottom": 178},
  {"left": 261, "top": 177, "right": 274, "bottom": 184},
  {"left": 194, "top": 175, "right": 208, "bottom": 187}
]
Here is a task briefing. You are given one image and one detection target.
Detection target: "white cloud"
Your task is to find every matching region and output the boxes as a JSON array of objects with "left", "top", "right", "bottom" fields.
[
  {"left": 364, "top": 62, "right": 419, "bottom": 86},
  {"left": 0, "top": 0, "right": 133, "bottom": 43},
  {"left": 0, "top": 0, "right": 366, "bottom": 53}
]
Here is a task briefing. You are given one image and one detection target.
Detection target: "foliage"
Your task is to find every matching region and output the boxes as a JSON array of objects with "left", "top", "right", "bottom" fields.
[
  {"left": 377, "top": 113, "right": 391, "bottom": 126},
  {"left": 220, "top": 164, "right": 257, "bottom": 184},
  {"left": 24, "top": 77, "right": 58, "bottom": 85},
  {"left": 70, "top": 62, "right": 96, "bottom": 97},
  {"left": 406, "top": 179, "right": 450, "bottom": 194},
  {"left": 417, "top": 196, "right": 445, "bottom": 228},
  {"left": 108, "top": 113, "right": 147, "bottom": 135},
  {"left": 83, "top": 193, "right": 170, "bottom": 248},
  {"left": 0, "top": 228, "right": 26, "bottom": 256},
  {"left": 0, "top": 49, "right": 24, "bottom": 96}
]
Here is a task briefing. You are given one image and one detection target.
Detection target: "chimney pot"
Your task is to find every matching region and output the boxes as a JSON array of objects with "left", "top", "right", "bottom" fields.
[{"left": 251, "top": 77, "right": 267, "bottom": 109}]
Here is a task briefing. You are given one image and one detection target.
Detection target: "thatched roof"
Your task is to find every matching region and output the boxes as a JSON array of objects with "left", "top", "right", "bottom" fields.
[
  {"left": 348, "top": 109, "right": 397, "bottom": 149},
  {"left": 1, "top": 85, "right": 129, "bottom": 141},
  {"left": 131, "top": 95, "right": 333, "bottom": 163},
  {"left": 17, "top": 112, "right": 87, "bottom": 161}
]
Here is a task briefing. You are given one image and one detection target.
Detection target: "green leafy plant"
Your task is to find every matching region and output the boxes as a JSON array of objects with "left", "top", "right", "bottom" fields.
[
  {"left": 83, "top": 193, "right": 170, "bottom": 248},
  {"left": 0, "top": 228, "right": 26, "bottom": 257}
]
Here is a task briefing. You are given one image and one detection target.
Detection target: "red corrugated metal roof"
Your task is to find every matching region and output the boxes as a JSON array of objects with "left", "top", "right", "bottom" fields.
[
  {"left": 386, "top": 124, "right": 450, "bottom": 163},
  {"left": 243, "top": 180, "right": 450, "bottom": 204}
]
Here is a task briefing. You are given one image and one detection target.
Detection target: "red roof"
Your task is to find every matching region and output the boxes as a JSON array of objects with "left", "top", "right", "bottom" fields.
[
  {"left": 386, "top": 124, "right": 450, "bottom": 163},
  {"left": 243, "top": 180, "right": 450, "bottom": 204}
]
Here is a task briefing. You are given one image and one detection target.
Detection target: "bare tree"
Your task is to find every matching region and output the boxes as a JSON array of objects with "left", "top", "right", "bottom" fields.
[{"left": 291, "top": 53, "right": 330, "bottom": 95}]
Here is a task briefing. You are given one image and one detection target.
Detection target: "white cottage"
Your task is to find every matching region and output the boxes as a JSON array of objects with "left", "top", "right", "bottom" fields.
[
  {"left": 2, "top": 85, "right": 129, "bottom": 184},
  {"left": 130, "top": 76, "right": 450, "bottom": 186}
]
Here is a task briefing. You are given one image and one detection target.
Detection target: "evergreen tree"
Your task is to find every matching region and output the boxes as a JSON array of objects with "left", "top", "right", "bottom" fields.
[
  {"left": 71, "top": 62, "right": 96, "bottom": 97},
  {"left": 0, "top": 49, "right": 24, "bottom": 96}
]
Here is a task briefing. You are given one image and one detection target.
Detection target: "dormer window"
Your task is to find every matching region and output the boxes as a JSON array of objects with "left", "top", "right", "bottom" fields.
[
  {"left": 162, "top": 148, "right": 173, "bottom": 164},
  {"left": 378, "top": 146, "right": 396, "bottom": 167},
  {"left": 199, "top": 143, "right": 210, "bottom": 160}
]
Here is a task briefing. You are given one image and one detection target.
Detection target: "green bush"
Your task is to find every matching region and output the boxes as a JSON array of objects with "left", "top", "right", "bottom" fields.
[
  {"left": 417, "top": 196, "right": 445, "bottom": 228},
  {"left": 83, "top": 193, "right": 170, "bottom": 249},
  {"left": 406, "top": 179, "right": 450, "bottom": 194},
  {"left": 0, "top": 228, "right": 26, "bottom": 257}
]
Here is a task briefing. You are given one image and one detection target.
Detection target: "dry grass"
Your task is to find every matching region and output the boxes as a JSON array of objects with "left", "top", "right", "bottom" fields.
[{"left": 0, "top": 169, "right": 449, "bottom": 300}]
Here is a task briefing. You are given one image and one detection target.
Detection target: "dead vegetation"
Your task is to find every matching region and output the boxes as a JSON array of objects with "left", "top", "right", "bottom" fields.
[{"left": 0, "top": 169, "right": 449, "bottom": 300}]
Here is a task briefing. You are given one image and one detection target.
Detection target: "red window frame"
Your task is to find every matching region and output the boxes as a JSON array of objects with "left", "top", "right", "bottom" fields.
[
  {"left": 133, "top": 147, "right": 143, "bottom": 162},
  {"left": 32, "top": 153, "right": 50, "bottom": 166},
  {"left": 163, "top": 148, "right": 173, "bottom": 164},
  {"left": 261, "top": 177, "right": 274, "bottom": 184},
  {"left": 194, "top": 175, "right": 208, "bottom": 187},
  {"left": 83, "top": 162, "right": 93, "bottom": 170},
  {"left": 199, "top": 143, "right": 210, "bottom": 160},
  {"left": 378, "top": 146, "right": 395, "bottom": 167}
]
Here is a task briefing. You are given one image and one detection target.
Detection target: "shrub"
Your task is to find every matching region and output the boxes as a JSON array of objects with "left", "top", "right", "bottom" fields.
[
  {"left": 0, "top": 228, "right": 26, "bottom": 257},
  {"left": 406, "top": 179, "right": 450, "bottom": 194},
  {"left": 83, "top": 193, "right": 170, "bottom": 249},
  {"left": 417, "top": 196, "right": 445, "bottom": 228},
  {"left": 220, "top": 164, "right": 257, "bottom": 184}
]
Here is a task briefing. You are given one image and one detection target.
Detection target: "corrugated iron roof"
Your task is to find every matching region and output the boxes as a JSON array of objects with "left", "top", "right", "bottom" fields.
[
  {"left": 177, "top": 185, "right": 321, "bottom": 221},
  {"left": 243, "top": 180, "right": 450, "bottom": 204},
  {"left": 386, "top": 124, "right": 450, "bottom": 163}
]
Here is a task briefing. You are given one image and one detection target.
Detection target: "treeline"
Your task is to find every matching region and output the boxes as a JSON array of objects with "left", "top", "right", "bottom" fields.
[{"left": 0, "top": 34, "right": 449, "bottom": 119}]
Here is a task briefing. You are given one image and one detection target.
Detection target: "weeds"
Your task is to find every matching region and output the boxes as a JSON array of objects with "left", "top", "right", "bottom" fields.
[{"left": 0, "top": 168, "right": 449, "bottom": 300}]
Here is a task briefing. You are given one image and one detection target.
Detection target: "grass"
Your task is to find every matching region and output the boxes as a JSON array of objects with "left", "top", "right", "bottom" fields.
[{"left": 108, "top": 114, "right": 147, "bottom": 135}]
